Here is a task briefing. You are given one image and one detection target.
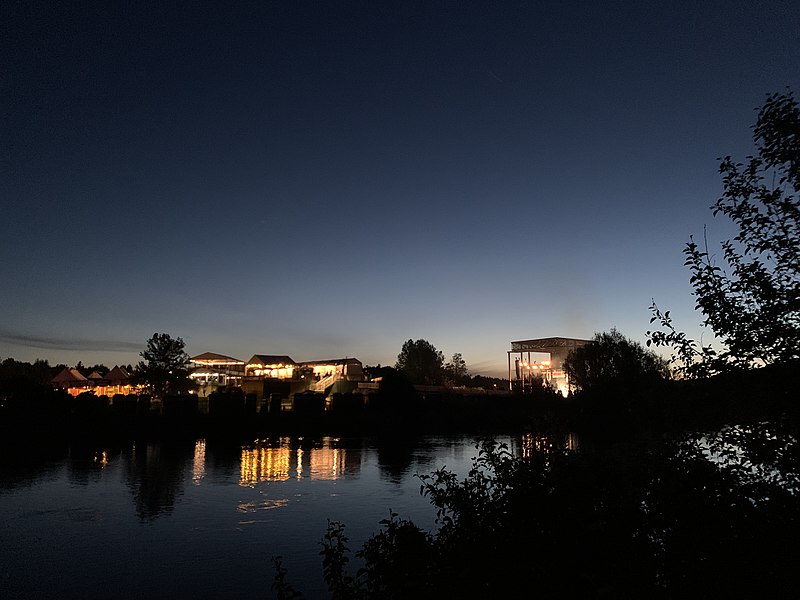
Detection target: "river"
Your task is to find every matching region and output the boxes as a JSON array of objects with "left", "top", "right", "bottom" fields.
[{"left": 1, "top": 432, "right": 573, "bottom": 599}]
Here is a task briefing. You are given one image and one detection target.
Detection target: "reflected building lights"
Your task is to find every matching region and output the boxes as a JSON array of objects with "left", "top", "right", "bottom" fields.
[
  {"left": 519, "top": 432, "right": 580, "bottom": 460},
  {"left": 93, "top": 450, "right": 109, "bottom": 467},
  {"left": 564, "top": 432, "right": 579, "bottom": 452},
  {"left": 310, "top": 447, "right": 344, "bottom": 481},
  {"left": 240, "top": 445, "right": 292, "bottom": 485},
  {"left": 239, "top": 438, "right": 359, "bottom": 486},
  {"left": 296, "top": 448, "right": 303, "bottom": 480},
  {"left": 520, "top": 433, "right": 534, "bottom": 459},
  {"left": 192, "top": 439, "right": 206, "bottom": 485}
]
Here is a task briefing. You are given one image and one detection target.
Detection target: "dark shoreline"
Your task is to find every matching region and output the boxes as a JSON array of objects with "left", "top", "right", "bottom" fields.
[{"left": 3, "top": 359, "right": 798, "bottom": 448}]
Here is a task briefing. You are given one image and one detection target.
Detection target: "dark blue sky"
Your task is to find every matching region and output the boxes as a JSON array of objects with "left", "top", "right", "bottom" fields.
[{"left": 3, "top": 1, "right": 798, "bottom": 376}]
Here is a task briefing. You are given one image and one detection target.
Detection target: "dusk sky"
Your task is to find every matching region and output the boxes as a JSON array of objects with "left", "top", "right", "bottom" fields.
[{"left": 3, "top": 1, "right": 798, "bottom": 377}]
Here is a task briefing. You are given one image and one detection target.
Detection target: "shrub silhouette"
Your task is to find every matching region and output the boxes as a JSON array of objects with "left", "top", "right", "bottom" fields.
[{"left": 273, "top": 433, "right": 799, "bottom": 599}]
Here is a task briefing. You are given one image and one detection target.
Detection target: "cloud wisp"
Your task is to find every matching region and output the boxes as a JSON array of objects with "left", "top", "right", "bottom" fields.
[{"left": 0, "top": 330, "right": 141, "bottom": 353}]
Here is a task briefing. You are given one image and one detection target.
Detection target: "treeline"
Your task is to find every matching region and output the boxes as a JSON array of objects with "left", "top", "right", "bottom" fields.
[
  {"left": 0, "top": 357, "right": 65, "bottom": 386},
  {"left": 6, "top": 352, "right": 799, "bottom": 442},
  {"left": 0, "top": 357, "right": 132, "bottom": 383},
  {"left": 364, "top": 363, "right": 508, "bottom": 391},
  {"left": 0, "top": 357, "right": 531, "bottom": 441}
]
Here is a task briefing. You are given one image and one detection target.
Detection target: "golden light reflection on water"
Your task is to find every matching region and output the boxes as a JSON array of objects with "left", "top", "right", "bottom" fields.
[
  {"left": 239, "top": 437, "right": 357, "bottom": 486},
  {"left": 192, "top": 440, "right": 206, "bottom": 485},
  {"left": 192, "top": 439, "right": 206, "bottom": 485},
  {"left": 237, "top": 499, "right": 289, "bottom": 513},
  {"left": 93, "top": 450, "right": 109, "bottom": 467},
  {"left": 519, "top": 432, "right": 580, "bottom": 460},
  {"left": 240, "top": 443, "right": 292, "bottom": 485}
]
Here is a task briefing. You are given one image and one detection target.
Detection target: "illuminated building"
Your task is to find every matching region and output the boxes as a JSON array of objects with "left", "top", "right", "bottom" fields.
[
  {"left": 50, "top": 367, "right": 89, "bottom": 395},
  {"left": 189, "top": 352, "right": 245, "bottom": 397},
  {"left": 508, "top": 337, "right": 590, "bottom": 396},
  {"left": 244, "top": 354, "right": 297, "bottom": 379},
  {"left": 103, "top": 365, "right": 135, "bottom": 396},
  {"left": 239, "top": 354, "right": 366, "bottom": 401},
  {"left": 241, "top": 354, "right": 298, "bottom": 400},
  {"left": 297, "top": 358, "right": 364, "bottom": 395},
  {"left": 50, "top": 365, "right": 137, "bottom": 397}
]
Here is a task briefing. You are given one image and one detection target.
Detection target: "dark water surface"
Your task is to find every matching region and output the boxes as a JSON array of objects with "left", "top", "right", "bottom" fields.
[{"left": 1, "top": 432, "right": 554, "bottom": 599}]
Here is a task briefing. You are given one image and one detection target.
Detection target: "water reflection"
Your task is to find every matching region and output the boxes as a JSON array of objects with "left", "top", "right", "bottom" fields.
[
  {"left": 237, "top": 499, "right": 289, "bottom": 513},
  {"left": 1, "top": 433, "right": 580, "bottom": 524},
  {"left": 518, "top": 431, "right": 580, "bottom": 460},
  {"left": 192, "top": 439, "right": 206, "bottom": 485},
  {"left": 240, "top": 439, "right": 291, "bottom": 484},
  {"left": 124, "top": 439, "right": 194, "bottom": 521},
  {"left": 374, "top": 437, "right": 422, "bottom": 483},
  {"left": 65, "top": 442, "right": 121, "bottom": 487},
  {"left": 239, "top": 436, "right": 362, "bottom": 485}
]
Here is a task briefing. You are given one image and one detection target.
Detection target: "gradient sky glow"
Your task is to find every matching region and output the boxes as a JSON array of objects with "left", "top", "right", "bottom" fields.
[{"left": 3, "top": 1, "right": 799, "bottom": 377}]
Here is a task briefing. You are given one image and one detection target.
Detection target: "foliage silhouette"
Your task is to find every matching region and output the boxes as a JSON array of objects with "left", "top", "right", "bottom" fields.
[
  {"left": 563, "top": 328, "right": 669, "bottom": 394},
  {"left": 273, "top": 434, "right": 800, "bottom": 598},
  {"left": 395, "top": 339, "right": 445, "bottom": 385},
  {"left": 443, "top": 352, "right": 469, "bottom": 386},
  {"left": 134, "top": 332, "right": 192, "bottom": 398},
  {"left": 648, "top": 89, "right": 800, "bottom": 376},
  {"left": 270, "top": 556, "right": 304, "bottom": 600}
]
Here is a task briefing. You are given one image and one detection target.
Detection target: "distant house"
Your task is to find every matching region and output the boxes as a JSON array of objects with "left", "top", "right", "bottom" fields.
[
  {"left": 189, "top": 352, "right": 245, "bottom": 398},
  {"left": 298, "top": 358, "right": 364, "bottom": 394},
  {"left": 104, "top": 365, "right": 135, "bottom": 396},
  {"left": 220, "top": 354, "right": 367, "bottom": 401},
  {"left": 244, "top": 355, "right": 297, "bottom": 379},
  {"left": 51, "top": 367, "right": 89, "bottom": 396},
  {"left": 87, "top": 371, "right": 106, "bottom": 384},
  {"left": 242, "top": 355, "right": 298, "bottom": 400}
]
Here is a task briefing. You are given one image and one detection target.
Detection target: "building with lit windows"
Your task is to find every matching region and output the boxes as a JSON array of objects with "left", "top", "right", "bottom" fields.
[
  {"left": 189, "top": 352, "right": 245, "bottom": 397},
  {"left": 508, "top": 337, "right": 590, "bottom": 396},
  {"left": 297, "top": 358, "right": 364, "bottom": 395},
  {"left": 243, "top": 355, "right": 297, "bottom": 379},
  {"left": 240, "top": 355, "right": 298, "bottom": 400},
  {"left": 239, "top": 354, "right": 365, "bottom": 400}
]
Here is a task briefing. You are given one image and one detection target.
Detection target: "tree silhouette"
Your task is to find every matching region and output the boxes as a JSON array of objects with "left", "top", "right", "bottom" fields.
[
  {"left": 443, "top": 353, "right": 469, "bottom": 386},
  {"left": 395, "top": 339, "right": 444, "bottom": 385},
  {"left": 134, "top": 333, "right": 191, "bottom": 398},
  {"left": 564, "top": 328, "right": 669, "bottom": 394},
  {"left": 649, "top": 89, "right": 800, "bottom": 375}
]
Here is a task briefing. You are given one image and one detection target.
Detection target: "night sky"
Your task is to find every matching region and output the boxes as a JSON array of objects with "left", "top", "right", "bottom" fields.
[{"left": 3, "top": 1, "right": 798, "bottom": 377}]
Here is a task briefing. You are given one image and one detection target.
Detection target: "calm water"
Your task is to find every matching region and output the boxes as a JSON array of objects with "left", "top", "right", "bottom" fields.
[{"left": 0, "top": 432, "right": 560, "bottom": 599}]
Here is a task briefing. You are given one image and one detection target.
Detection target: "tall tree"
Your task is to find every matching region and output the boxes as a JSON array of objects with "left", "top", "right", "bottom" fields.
[
  {"left": 443, "top": 353, "right": 469, "bottom": 386},
  {"left": 135, "top": 333, "right": 191, "bottom": 398},
  {"left": 564, "top": 329, "right": 669, "bottom": 394},
  {"left": 395, "top": 339, "right": 445, "bottom": 385},
  {"left": 649, "top": 90, "right": 800, "bottom": 375}
]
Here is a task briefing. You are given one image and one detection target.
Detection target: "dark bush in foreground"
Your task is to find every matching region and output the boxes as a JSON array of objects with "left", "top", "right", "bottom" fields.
[{"left": 273, "top": 430, "right": 799, "bottom": 599}]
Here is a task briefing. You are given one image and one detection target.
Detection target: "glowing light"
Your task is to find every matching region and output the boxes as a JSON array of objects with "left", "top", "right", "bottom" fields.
[
  {"left": 240, "top": 444, "right": 292, "bottom": 485},
  {"left": 192, "top": 439, "right": 206, "bottom": 484},
  {"left": 239, "top": 437, "right": 352, "bottom": 485}
]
